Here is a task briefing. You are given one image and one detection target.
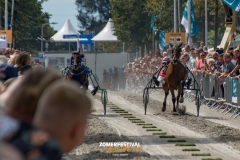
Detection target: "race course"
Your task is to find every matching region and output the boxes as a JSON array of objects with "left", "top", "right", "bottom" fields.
[{"left": 64, "top": 90, "right": 240, "bottom": 160}]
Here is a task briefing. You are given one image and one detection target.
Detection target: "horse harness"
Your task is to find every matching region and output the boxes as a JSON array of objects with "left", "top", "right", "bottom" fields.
[
  {"left": 65, "top": 64, "right": 89, "bottom": 87},
  {"left": 163, "top": 59, "right": 187, "bottom": 89}
]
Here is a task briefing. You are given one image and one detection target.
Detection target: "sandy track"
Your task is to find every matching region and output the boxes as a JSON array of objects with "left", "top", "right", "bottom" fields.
[{"left": 64, "top": 90, "right": 240, "bottom": 160}]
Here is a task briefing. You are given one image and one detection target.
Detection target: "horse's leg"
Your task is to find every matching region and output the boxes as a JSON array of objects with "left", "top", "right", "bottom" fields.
[
  {"left": 162, "top": 81, "right": 169, "bottom": 112},
  {"left": 179, "top": 80, "right": 185, "bottom": 103},
  {"left": 176, "top": 84, "right": 182, "bottom": 111},
  {"left": 169, "top": 87, "right": 176, "bottom": 112}
]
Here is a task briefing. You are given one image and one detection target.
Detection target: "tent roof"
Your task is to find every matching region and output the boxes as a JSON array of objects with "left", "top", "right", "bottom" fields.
[
  {"left": 51, "top": 19, "right": 85, "bottom": 42},
  {"left": 92, "top": 18, "right": 118, "bottom": 42}
]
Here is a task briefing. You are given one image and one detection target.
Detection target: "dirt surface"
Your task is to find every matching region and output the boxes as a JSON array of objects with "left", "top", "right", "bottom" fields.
[
  {"left": 64, "top": 90, "right": 240, "bottom": 160},
  {"left": 117, "top": 90, "right": 240, "bottom": 151}
]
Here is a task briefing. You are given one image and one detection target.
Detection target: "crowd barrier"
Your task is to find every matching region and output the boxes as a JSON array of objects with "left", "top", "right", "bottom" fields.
[
  {"left": 185, "top": 73, "right": 240, "bottom": 118},
  {"left": 123, "top": 71, "right": 240, "bottom": 118}
]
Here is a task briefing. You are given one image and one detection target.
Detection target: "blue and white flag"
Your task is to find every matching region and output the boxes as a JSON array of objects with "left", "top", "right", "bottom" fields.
[
  {"left": 150, "top": 15, "right": 157, "bottom": 31},
  {"left": 181, "top": 0, "right": 199, "bottom": 37},
  {"left": 222, "top": 0, "right": 240, "bottom": 12},
  {"left": 159, "top": 31, "right": 166, "bottom": 50}
]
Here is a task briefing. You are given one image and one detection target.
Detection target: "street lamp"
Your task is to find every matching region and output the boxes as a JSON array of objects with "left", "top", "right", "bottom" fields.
[{"left": 41, "top": 22, "right": 57, "bottom": 52}]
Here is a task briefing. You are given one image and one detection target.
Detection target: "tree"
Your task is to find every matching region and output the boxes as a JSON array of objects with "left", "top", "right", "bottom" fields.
[
  {"left": 0, "top": 0, "right": 56, "bottom": 53},
  {"left": 111, "top": 0, "right": 151, "bottom": 55},
  {"left": 75, "top": 0, "right": 111, "bottom": 30}
]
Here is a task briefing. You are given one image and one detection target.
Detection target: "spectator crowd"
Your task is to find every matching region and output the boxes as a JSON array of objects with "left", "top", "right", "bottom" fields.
[
  {"left": 123, "top": 42, "right": 240, "bottom": 98},
  {"left": 0, "top": 48, "right": 92, "bottom": 160}
]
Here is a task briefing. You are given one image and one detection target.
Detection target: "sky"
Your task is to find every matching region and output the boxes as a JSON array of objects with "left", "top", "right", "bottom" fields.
[{"left": 42, "top": 0, "right": 79, "bottom": 31}]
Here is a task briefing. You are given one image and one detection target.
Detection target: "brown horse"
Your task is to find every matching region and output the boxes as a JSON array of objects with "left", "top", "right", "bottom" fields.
[
  {"left": 162, "top": 43, "right": 186, "bottom": 112},
  {"left": 65, "top": 52, "right": 89, "bottom": 92}
]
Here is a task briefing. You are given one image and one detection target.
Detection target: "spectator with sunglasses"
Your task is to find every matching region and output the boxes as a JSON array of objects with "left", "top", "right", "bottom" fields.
[{"left": 196, "top": 51, "right": 207, "bottom": 73}]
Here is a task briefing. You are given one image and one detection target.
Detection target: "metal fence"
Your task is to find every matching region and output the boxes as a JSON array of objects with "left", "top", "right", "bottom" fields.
[{"left": 185, "top": 73, "right": 240, "bottom": 118}]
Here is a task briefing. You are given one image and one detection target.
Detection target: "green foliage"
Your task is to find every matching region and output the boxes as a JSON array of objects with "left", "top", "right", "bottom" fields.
[
  {"left": 208, "top": 30, "right": 215, "bottom": 48},
  {"left": 110, "top": 0, "right": 151, "bottom": 51},
  {"left": 75, "top": 0, "right": 111, "bottom": 29},
  {"left": 0, "top": 0, "right": 56, "bottom": 53}
]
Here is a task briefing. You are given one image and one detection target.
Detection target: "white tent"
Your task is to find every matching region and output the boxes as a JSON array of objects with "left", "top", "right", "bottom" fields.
[
  {"left": 51, "top": 19, "right": 84, "bottom": 42},
  {"left": 92, "top": 18, "right": 118, "bottom": 42},
  {"left": 0, "top": 39, "right": 7, "bottom": 49}
]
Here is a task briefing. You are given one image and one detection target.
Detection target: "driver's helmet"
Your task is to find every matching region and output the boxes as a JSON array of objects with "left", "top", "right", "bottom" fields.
[{"left": 162, "top": 56, "right": 170, "bottom": 65}]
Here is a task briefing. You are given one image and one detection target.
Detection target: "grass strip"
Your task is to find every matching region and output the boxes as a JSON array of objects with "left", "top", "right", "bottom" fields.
[
  {"left": 159, "top": 135, "right": 175, "bottom": 138},
  {"left": 113, "top": 109, "right": 125, "bottom": 112},
  {"left": 123, "top": 116, "right": 136, "bottom": 118},
  {"left": 107, "top": 105, "right": 117, "bottom": 107},
  {"left": 182, "top": 148, "right": 200, "bottom": 151},
  {"left": 168, "top": 139, "right": 186, "bottom": 142},
  {"left": 128, "top": 118, "right": 141, "bottom": 121},
  {"left": 152, "top": 132, "right": 167, "bottom": 135},
  {"left": 116, "top": 111, "right": 128, "bottom": 113},
  {"left": 201, "top": 158, "right": 222, "bottom": 160},
  {"left": 146, "top": 129, "right": 162, "bottom": 131},
  {"left": 120, "top": 114, "right": 132, "bottom": 116},
  {"left": 175, "top": 143, "right": 196, "bottom": 146},
  {"left": 192, "top": 153, "right": 211, "bottom": 156},
  {"left": 109, "top": 107, "right": 120, "bottom": 109},
  {"left": 132, "top": 121, "right": 145, "bottom": 123},
  {"left": 137, "top": 124, "right": 152, "bottom": 126},
  {"left": 142, "top": 126, "right": 157, "bottom": 128}
]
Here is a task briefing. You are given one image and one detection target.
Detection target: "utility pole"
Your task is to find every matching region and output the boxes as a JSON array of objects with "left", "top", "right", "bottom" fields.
[
  {"left": 205, "top": 0, "right": 208, "bottom": 47},
  {"left": 5, "top": 0, "right": 8, "bottom": 30},
  {"left": 174, "top": 0, "right": 177, "bottom": 32},
  {"left": 178, "top": 0, "right": 181, "bottom": 32},
  {"left": 187, "top": 0, "right": 192, "bottom": 46}
]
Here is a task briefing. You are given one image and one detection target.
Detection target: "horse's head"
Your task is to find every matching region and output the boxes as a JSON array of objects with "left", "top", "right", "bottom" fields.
[
  {"left": 169, "top": 43, "right": 182, "bottom": 63},
  {"left": 72, "top": 51, "right": 85, "bottom": 66}
]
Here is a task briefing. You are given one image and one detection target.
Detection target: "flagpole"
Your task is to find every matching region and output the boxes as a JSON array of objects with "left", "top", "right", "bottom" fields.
[
  {"left": 188, "top": 0, "right": 192, "bottom": 46},
  {"left": 205, "top": 0, "right": 208, "bottom": 47},
  {"left": 174, "top": 0, "right": 177, "bottom": 32},
  {"left": 178, "top": 0, "right": 181, "bottom": 32}
]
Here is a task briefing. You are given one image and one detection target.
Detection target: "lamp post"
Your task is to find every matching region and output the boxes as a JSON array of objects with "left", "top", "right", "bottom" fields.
[{"left": 41, "top": 22, "right": 57, "bottom": 52}]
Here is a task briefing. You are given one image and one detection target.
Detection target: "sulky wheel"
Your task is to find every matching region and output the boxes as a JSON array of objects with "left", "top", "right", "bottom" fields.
[
  {"left": 144, "top": 89, "right": 149, "bottom": 115},
  {"left": 196, "top": 93, "right": 200, "bottom": 117},
  {"left": 102, "top": 91, "right": 107, "bottom": 115}
]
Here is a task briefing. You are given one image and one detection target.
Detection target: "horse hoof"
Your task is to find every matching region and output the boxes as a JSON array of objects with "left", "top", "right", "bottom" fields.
[
  {"left": 162, "top": 107, "right": 166, "bottom": 112},
  {"left": 179, "top": 97, "right": 184, "bottom": 103}
]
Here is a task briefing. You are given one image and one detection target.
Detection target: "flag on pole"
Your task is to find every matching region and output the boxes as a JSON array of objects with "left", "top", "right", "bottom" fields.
[
  {"left": 222, "top": 0, "right": 240, "bottom": 12},
  {"left": 150, "top": 15, "right": 156, "bottom": 31},
  {"left": 181, "top": 0, "right": 199, "bottom": 37},
  {"left": 159, "top": 31, "right": 166, "bottom": 50}
]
